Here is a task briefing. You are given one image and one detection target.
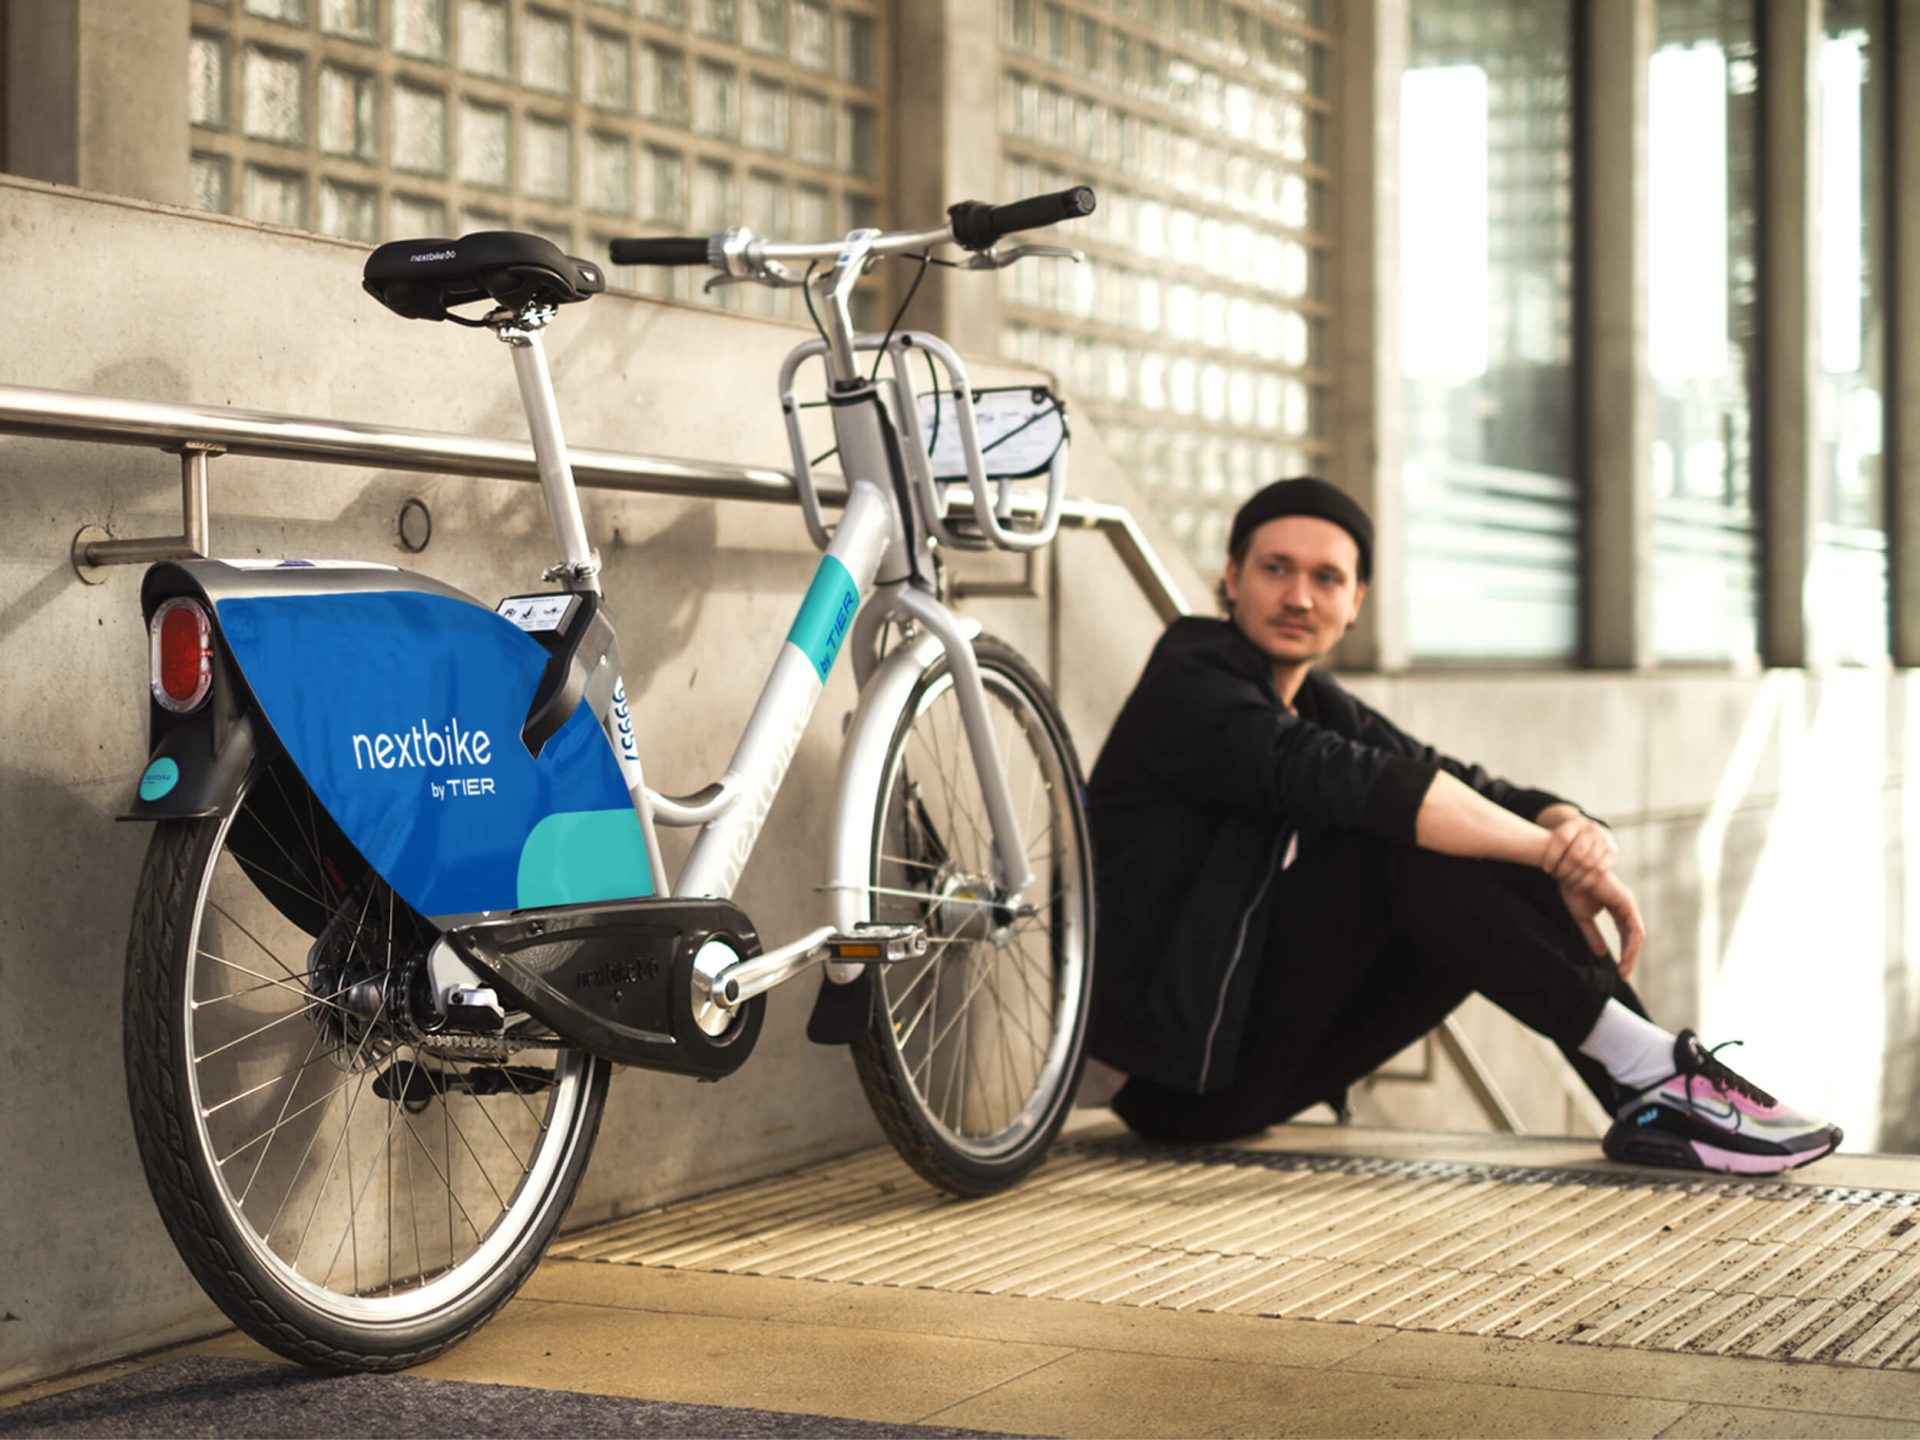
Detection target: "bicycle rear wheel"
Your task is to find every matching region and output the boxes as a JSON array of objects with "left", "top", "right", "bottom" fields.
[
  {"left": 123, "top": 759, "right": 608, "bottom": 1372},
  {"left": 850, "top": 636, "right": 1094, "bottom": 1196}
]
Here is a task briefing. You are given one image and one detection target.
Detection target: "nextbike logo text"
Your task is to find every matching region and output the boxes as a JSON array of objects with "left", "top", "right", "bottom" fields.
[{"left": 351, "top": 718, "right": 493, "bottom": 770}]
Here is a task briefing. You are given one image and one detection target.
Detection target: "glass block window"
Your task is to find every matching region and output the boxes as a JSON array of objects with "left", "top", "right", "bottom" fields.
[
  {"left": 1812, "top": 0, "right": 1889, "bottom": 663},
  {"left": 391, "top": 192, "right": 450, "bottom": 234},
  {"left": 521, "top": 8, "right": 574, "bottom": 93},
  {"left": 1651, "top": 0, "right": 1760, "bottom": 664},
  {"left": 1000, "top": 0, "right": 1334, "bottom": 573},
  {"left": 523, "top": 113, "right": 573, "bottom": 201},
  {"left": 394, "top": 0, "right": 450, "bottom": 60},
  {"left": 392, "top": 83, "right": 449, "bottom": 175},
  {"left": 186, "top": 0, "right": 890, "bottom": 330},
  {"left": 319, "top": 178, "right": 380, "bottom": 238},
  {"left": 1401, "top": 0, "right": 1577, "bottom": 660},
  {"left": 586, "top": 131, "right": 633, "bottom": 212},
  {"left": 189, "top": 33, "right": 229, "bottom": 130},
  {"left": 586, "top": 28, "right": 633, "bottom": 110},
  {"left": 319, "top": 65, "right": 378, "bottom": 161}
]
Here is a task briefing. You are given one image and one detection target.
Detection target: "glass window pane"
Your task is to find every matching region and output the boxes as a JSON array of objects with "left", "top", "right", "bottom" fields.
[
  {"left": 458, "top": 0, "right": 510, "bottom": 78},
  {"left": 1650, "top": 0, "right": 1760, "bottom": 663},
  {"left": 391, "top": 192, "right": 449, "bottom": 235},
  {"left": 793, "top": 1, "right": 830, "bottom": 70},
  {"left": 746, "top": 168, "right": 786, "bottom": 233},
  {"left": 522, "top": 8, "right": 573, "bottom": 94},
  {"left": 242, "top": 163, "right": 306, "bottom": 226},
  {"left": 463, "top": 206, "right": 508, "bottom": 233},
  {"left": 394, "top": 0, "right": 449, "bottom": 60},
  {"left": 586, "top": 29, "right": 632, "bottom": 110},
  {"left": 459, "top": 98, "right": 511, "bottom": 186},
  {"left": 1401, "top": 0, "right": 1578, "bottom": 660},
  {"left": 523, "top": 114, "right": 572, "bottom": 201},
  {"left": 320, "top": 0, "right": 377, "bottom": 41},
  {"left": 692, "top": 157, "right": 734, "bottom": 229},
  {"left": 586, "top": 131, "right": 632, "bottom": 213},
  {"left": 318, "top": 178, "right": 379, "bottom": 238},
  {"left": 393, "top": 82, "right": 448, "bottom": 175},
  {"left": 839, "top": 11, "right": 876, "bottom": 86},
  {"left": 1812, "top": 0, "right": 1888, "bottom": 662},
  {"left": 694, "top": 0, "right": 736, "bottom": 41},
  {"left": 643, "top": 143, "right": 686, "bottom": 224},
  {"left": 840, "top": 101, "right": 875, "bottom": 176},
  {"left": 745, "top": 0, "right": 785, "bottom": 55},
  {"left": 641, "top": 0, "right": 686, "bottom": 22},
  {"left": 694, "top": 60, "right": 738, "bottom": 137},
  {"left": 189, "top": 33, "right": 228, "bottom": 129},
  {"left": 244, "top": 0, "right": 307, "bottom": 24},
  {"left": 745, "top": 75, "right": 788, "bottom": 152},
  {"left": 642, "top": 44, "right": 688, "bottom": 124},
  {"left": 190, "top": 152, "right": 231, "bottom": 213},
  {"left": 242, "top": 45, "right": 307, "bottom": 145},
  {"left": 793, "top": 89, "right": 831, "bottom": 167},
  {"left": 793, "top": 181, "right": 830, "bottom": 237},
  {"left": 318, "top": 65, "right": 378, "bottom": 161}
]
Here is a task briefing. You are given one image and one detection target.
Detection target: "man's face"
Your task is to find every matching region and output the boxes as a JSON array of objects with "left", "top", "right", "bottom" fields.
[{"left": 1222, "top": 515, "right": 1368, "bottom": 670}]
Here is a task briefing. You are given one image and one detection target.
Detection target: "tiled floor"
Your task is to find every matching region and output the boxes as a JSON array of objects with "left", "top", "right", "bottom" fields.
[{"left": 10, "top": 1124, "right": 1920, "bottom": 1437}]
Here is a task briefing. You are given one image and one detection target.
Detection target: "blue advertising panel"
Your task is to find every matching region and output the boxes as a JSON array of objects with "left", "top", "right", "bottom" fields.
[{"left": 216, "top": 590, "right": 650, "bottom": 919}]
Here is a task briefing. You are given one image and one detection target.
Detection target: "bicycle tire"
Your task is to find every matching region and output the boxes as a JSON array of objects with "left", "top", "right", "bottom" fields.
[
  {"left": 123, "top": 763, "right": 609, "bottom": 1372},
  {"left": 849, "top": 636, "right": 1094, "bottom": 1196}
]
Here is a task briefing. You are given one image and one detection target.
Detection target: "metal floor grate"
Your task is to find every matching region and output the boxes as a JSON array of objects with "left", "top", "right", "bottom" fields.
[{"left": 552, "top": 1139, "right": 1920, "bottom": 1370}]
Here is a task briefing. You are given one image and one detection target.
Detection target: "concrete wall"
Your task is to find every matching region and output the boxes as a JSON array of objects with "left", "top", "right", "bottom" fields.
[{"left": 2, "top": 177, "right": 1916, "bottom": 1387}]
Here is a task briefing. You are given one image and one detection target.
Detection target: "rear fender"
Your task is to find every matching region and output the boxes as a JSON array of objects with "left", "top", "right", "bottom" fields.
[{"left": 127, "top": 559, "right": 653, "bottom": 927}]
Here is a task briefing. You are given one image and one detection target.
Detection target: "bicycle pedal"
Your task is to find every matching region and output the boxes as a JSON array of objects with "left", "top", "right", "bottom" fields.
[{"left": 823, "top": 926, "right": 927, "bottom": 963}]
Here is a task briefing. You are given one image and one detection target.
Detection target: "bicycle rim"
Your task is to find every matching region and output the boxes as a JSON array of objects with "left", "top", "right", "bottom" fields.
[
  {"left": 174, "top": 767, "right": 598, "bottom": 1327},
  {"left": 867, "top": 651, "right": 1091, "bottom": 1162}
]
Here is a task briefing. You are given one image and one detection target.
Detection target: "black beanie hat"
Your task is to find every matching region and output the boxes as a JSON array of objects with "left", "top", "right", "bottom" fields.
[{"left": 1228, "top": 476, "right": 1373, "bottom": 582}]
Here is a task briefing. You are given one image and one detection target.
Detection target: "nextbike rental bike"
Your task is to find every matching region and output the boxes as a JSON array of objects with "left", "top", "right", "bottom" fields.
[{"left": 121, "top": 187, "right": 1100, "bottom": 1371}]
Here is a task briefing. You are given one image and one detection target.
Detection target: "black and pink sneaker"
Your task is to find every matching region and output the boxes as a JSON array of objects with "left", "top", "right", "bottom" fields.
[{"left": 1601, "top": 1031, "right": 1842, "bottom": 1175}]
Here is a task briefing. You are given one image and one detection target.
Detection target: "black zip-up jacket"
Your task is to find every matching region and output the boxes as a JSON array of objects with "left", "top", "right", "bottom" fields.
[{"left": 1086, "top": 617, "right": 1565, "bottom": 1093}]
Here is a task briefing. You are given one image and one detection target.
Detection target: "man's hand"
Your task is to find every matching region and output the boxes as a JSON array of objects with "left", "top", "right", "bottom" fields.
[
  {"left": 1559, "top": 871, "right": 1645, "bottom": 980},
  {"left": 1539, "top": 807, "right": 1618, "bottom": 895}
]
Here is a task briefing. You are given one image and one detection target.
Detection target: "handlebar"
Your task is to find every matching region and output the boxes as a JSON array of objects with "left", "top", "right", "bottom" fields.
[
  {"left": 947, "top": 187, "right": 1097, "bottom": 251},
  {"left": 604, "top": 186, "right": 1098, "bottom": 274},
  {"left": 607, "top": 235, "right": 712, "bottom": 267}
]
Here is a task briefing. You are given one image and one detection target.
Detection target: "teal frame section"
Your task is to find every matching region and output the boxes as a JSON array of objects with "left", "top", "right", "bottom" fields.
[{"left": 785, "top": 554, "right": 860, "bottom": 682}]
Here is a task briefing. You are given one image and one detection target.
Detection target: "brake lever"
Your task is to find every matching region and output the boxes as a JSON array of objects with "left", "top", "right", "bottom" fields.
[
  {"left": 702, "top": 259, "right": 805, "bottom": 293},
  {"left": 960, "top": 243, "right": 1085, "bottom": 270}
]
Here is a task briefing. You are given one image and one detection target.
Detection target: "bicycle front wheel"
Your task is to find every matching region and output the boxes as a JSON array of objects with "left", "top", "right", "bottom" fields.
[
  {"left": 850, "top": 635, "right": 1094, "bottom": 1196},
  {"left": 123, "top": 760, "right": 608, "bottom": 1372}
]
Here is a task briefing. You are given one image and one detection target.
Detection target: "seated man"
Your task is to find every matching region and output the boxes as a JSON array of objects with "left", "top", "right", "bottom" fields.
[{"left": 1087, "top": 476, "right": 1839, "bottom": 1175}]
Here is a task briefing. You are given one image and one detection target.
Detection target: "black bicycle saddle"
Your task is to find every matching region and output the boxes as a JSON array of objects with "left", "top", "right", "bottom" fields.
[{"left": 363, "top": 231, "right": 606, "bottom": 321}]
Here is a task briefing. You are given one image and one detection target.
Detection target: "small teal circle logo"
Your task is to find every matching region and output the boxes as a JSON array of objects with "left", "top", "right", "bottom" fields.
[{"left": 139, "top": 757, "right": 180, "bottom": 802}]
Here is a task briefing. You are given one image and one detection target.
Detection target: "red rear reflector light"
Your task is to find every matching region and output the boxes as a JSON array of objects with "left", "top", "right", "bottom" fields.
[{"left": 150, "top": 598, "right": 213, "bottom": 713}]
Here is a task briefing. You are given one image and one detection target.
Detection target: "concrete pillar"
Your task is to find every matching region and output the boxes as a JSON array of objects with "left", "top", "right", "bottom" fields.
[
  {"left": 1329, "top": 0, "right": 1408, "bottom": 672},
  {"left": 1892, "top": 0, "right": 1920, "bottom": 666},
  {"left": 1581, "top": 0, "right": 1656, "bottom": 670},
  {"left": 891, "top": 0, "right": 1003, "bottom": 356},
  {"left": 2, "top": 0, "right": 191, "bottom": 207},
  {"left": 1760, "top": 0, "right": 1822, "bottom": 668}
]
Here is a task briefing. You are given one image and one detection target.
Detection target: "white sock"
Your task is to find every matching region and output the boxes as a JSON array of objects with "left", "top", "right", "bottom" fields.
[{"left": 1578, "top": 1000, "right": 1679, "bottom": 1092}]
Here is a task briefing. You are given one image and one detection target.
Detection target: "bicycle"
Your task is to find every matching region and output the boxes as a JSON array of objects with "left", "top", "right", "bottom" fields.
[{"left": 120, "top": 187, "right": 1100, "bottom": 1372}]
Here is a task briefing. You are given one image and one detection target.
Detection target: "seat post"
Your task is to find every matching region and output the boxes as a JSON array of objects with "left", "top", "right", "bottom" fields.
[{"left": 494, "top": 304, "right": 601, "bottom": 595}]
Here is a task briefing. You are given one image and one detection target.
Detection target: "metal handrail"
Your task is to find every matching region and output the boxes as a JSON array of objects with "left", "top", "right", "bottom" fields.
[
  {"left": 0, "top": 382, "right": 1187, "bottom": 620},
  {"left": 0, "top": 378, "right": 1526, "bottom": 1132}
]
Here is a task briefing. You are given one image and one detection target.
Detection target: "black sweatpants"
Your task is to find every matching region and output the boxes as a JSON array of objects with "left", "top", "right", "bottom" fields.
[{"left": 1112, "top": 831, "right": 1649, "bottom": 1144}]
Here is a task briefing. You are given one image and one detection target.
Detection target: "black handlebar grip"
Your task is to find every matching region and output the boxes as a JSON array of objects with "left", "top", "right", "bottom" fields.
[
  {"left": 947, "top": 187, "right": 1097, "bottom": 252},
  {"left": 990, "top": 186, "right": 1097, "bottom": 239},
  {"left": 607, "top": 235, "right": 712, "bottom": 266}
]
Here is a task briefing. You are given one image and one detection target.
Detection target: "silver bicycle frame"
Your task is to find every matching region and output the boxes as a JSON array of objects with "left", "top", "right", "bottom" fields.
[{"left": 496, "top": 245, "right": 1038, "bottom": 1005}]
